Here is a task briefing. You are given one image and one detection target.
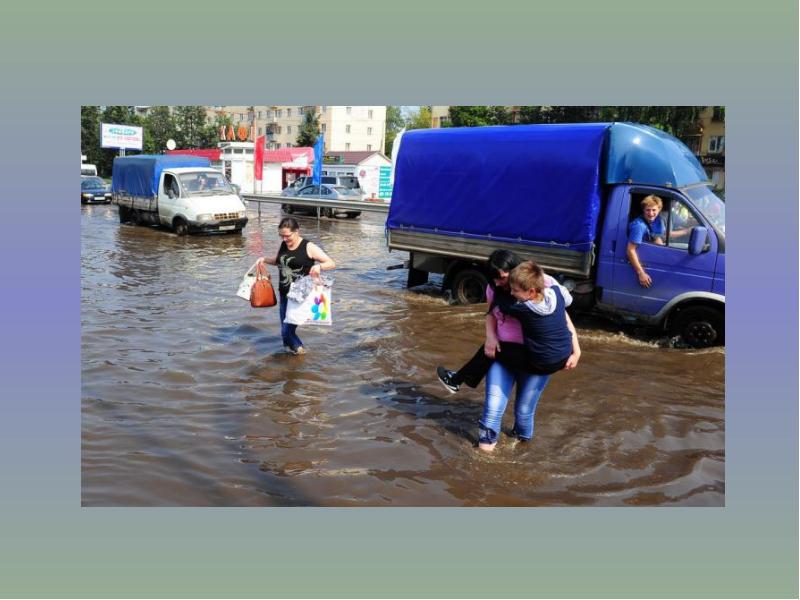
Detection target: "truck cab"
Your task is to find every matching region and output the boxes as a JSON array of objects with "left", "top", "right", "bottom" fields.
[{"left": 156, "top": 168, "right": 248, "bottom": 234}]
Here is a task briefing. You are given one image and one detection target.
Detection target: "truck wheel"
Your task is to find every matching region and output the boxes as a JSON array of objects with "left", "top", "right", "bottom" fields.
[
  {"left": 118, "top": 206, "right": 130, "bottom": 223},
  {"left": 345, "top": 211, "right": 361, "bottom": 219},
  {"left": 671, "top": 306, "right": 724, "bottom": 348},
  {"left": 173, "top": 218, "right": 189, "bottom": 236},
  {"left": 451, "top": 269, "right": 488, "bottom": 304}
]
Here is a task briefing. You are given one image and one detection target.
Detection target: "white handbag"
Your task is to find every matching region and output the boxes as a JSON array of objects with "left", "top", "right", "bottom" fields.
[{"left": 235, "top": 261, "right": 260, "bottom": 301}]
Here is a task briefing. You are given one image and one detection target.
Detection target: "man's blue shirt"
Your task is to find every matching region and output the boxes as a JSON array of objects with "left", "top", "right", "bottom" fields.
[{"left": 628, "top": 216, "right": 665, "bottom": 244}]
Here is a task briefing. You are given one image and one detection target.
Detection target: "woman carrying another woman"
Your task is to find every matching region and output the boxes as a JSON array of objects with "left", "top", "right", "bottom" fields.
[
  {"left": 437, "top": 250, "right": 580, "bottom": 452},
  {"left": 256, "top": 217, "right": 335, "bottom": 355}
]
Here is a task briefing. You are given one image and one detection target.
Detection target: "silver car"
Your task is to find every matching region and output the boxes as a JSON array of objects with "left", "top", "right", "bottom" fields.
[{"left": 282, "top": 184, "right": 362, "bottom": 218}]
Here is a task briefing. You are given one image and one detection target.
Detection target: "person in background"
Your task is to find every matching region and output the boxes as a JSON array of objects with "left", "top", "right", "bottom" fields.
[
  {"left": 627, "top": 194, "right": 665, "bottom": 288},
  {"left": 256, "top": 217, "right": 335, "bottom": 355}
]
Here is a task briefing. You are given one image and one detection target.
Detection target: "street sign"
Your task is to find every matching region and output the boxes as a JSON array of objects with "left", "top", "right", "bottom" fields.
[{"left": 378, "top": 165, "right": 392, "bottom": 199}]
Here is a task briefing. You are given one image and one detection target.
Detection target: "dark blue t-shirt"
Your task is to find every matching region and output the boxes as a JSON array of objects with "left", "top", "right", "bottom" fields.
[{"left": 628, "top": 215, "right": 665, "bottom": 244}]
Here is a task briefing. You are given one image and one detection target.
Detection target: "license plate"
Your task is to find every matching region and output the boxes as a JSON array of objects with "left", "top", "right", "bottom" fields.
[{"left": 219, "top": 225, "right": 235, "bottom": 231}]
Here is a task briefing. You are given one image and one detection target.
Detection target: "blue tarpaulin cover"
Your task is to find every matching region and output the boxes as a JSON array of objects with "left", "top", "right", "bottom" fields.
[
  {"left": 605, "top": 123, "right": 708, "bottom": 187},
  {"left": 112, "top": 155, "right": 211, "bottom": 197},
  {"left": 387, "top": 123, "right": 609, "bottom": 249}
]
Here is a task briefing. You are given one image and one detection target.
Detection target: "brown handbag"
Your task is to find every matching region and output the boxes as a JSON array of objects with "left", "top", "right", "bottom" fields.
[{"left": 250, "top": 262, "right": 277, "bottom": 308}]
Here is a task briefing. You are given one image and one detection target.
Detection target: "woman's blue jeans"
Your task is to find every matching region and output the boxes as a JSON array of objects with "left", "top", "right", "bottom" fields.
[
  {"left": 480, "top": 361, "right": 551, "bottom": 442},
  {"left": 279, "top": 293, "right": 303, "bottom": 350}
]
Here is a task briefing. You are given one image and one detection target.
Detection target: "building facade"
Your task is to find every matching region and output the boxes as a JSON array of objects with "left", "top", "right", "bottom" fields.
[{"left": 209, "top": 105, "right": 386, "bottom": 153}]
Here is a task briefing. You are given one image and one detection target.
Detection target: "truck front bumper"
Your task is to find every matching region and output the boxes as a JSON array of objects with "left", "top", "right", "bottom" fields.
[{"left": 190, "top": 217, "right": 248, "bottom": 234}]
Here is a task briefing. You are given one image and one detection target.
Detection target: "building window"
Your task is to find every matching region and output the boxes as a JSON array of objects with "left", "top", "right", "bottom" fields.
[
  {"left": 368, "top": 109, "right": 373, "bottom": 119},
  {"left": 298, "top": 107, "right": 303, "bottom": 115},
  {"left": 346, "top": 125, "right": 351, "bottom": 133},
  {"left": 345, "top": 143, "right": 350, "bottom": 151},
  {"left": 258, "top": 111, "right": 262, "bottom": 119},
  {"left": 708, "top": 135, "right": 725, "bottom": 154},
  {"left": 367, "top": 127, "right": 372, "bottom": 135},
  {"left": 346, "top": 106, "right": 352, "bottom": 115},
  {"left": 267, "top": 110, "right": 272, "bottom": 118},
  {"left": 258, "top": 127, "right": 263, "bottom": 136},
  {"left": 712, "top": 107, "right": 725, "bottom": 121},
  {"left": 321, "top": 124, "right": 326, "bottom": 133},
  {"left": 367, "top": 144, "right": 372, "bottom": 151},
  {"left": 321, "top": 106, "right": 326, "bottom": 113},
  {"left": 287, "top": 125, "right": 292, "bottom": 134},
  {"left": 276, "top": 109, "right": 282, "bottom": 118},
  {"left": 287, "top": 108, "right": 292, "bottom": 118},
  {"left": 275, "top": 143, "right": 281, "bottom": 149}
]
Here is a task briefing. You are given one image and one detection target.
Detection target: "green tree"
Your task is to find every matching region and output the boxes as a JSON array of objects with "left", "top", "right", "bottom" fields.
[
  {"left": 295, "top": 110, "right": 320, "bottom": 147},
  {"left": 384, "top": 105, "right": 405, "bottom": 156},
  {"left": 142, "top": 106, "right": 177, "bottom": 154},
  {"left": 173, "top": 105, "right": 210, "bottom": 149},
  {"left": 447, "top": 106, "right": 511, "bottom": 127},
  {"left": 81, "top": 106, "right": 102, "bottom": 168},
  {"left": 405, "top": 106, "right": 432, "bottom": 130}
]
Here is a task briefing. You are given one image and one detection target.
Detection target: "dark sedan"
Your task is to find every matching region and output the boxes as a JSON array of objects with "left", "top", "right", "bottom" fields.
[{"left": 81, "top": 177, "right": 112, "bottom": 204}]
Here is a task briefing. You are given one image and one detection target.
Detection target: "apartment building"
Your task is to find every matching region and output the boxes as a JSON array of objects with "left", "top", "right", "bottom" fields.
[{"left": 209, "top": 106, "right": 386, "bottom": 153}]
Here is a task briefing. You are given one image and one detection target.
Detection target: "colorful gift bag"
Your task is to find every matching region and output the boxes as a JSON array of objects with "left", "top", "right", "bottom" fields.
[{"left": 284, "top": 280, "right": 333, "bottom": 326}]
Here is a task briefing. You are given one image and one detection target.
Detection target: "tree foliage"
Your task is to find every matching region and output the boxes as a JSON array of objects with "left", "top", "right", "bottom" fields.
[
  {"left": 405, "top": 106, "right": 433, "bottom": 130},
  {"left": 384, "top": 106, "right": 405, "bottom": 156},
  {"left": 173, "top": 105, "right": 215, "bottom": 149},
  {"left": 448, "top": 106, "right": 512, "bottom": 127},
  {"left": 142, "top": 106, "right": 177, "bottom": 154},
  {"left": 80, "top": 106, "right": 102, "bottom": 168},
  {"left": 295, "top": 111, "right": 320, "bottom": 147},
  {"left": 448, "top": 105, "right": 709, "bottom": 145}
]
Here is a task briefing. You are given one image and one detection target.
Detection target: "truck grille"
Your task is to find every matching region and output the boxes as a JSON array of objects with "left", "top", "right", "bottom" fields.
[{"left": 214, "top": 212, "right": 239, "bottom": 220}]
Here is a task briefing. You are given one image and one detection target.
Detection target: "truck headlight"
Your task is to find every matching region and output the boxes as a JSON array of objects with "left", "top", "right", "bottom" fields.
[{"left": 196, "top": 213, "right": 213, "bottom": 222}]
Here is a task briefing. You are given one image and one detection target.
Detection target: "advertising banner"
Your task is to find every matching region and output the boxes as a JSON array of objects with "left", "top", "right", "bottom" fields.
[{"left": 101, "top": 123, "right": 143, "bottom": 150}]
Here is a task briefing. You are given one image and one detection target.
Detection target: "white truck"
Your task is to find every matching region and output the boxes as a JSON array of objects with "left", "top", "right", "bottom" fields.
[{"left": 112, "top": 155, "right": 248, "bottom": 235}]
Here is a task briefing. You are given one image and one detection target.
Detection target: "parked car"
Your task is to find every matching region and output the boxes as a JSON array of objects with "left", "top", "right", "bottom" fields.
[
  {"left": 81, "top": 176, "right": 112, "bottom": 204},
  {"left": 282, "top": 184, "right": 362, "bottom": 218},
  {"left": 281, "top": 175, "right": 361, "bottom": 197}
]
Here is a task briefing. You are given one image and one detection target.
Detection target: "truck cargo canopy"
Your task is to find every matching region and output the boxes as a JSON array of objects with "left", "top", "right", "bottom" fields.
[
  {"left": 112, "top": 155, "right": 211, "bottom": 197},
  {"left": 387, "top": 124, "right": 608, "bottom": 250},
  {"left": 605, "top": 123, "right": 708, "bottom": 187}
]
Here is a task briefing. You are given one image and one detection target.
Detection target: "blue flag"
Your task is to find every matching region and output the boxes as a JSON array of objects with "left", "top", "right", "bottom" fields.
[{"left": 312, "top": 134, "right": 324, "bottom": 186}]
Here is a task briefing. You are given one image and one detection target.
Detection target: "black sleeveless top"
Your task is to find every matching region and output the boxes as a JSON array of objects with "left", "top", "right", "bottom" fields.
[{"left": 276, "top": 238, "right": 315, "bottom": 295}]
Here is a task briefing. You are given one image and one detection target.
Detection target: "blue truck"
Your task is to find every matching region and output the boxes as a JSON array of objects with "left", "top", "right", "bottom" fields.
[
  {"left": 386, "top": 123, "right": 725, "bottom": 347},
  {"left": 112, "top": 155, "right": 248, "bottom": 235}
]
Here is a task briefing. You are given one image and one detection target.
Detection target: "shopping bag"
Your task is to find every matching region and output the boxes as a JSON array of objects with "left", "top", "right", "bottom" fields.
[
  {"left": 284, "top": 278, "right": 332, "bottom": 326},
  {"left": 236, "top": 261, "right": 259, "bottom": 301},
  {"left": 250, "top": 263, "right": 277, "bottom": 308}
]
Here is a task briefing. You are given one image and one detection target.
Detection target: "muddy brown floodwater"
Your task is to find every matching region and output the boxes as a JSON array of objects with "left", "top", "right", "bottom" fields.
[{"left": 81, "top": 203, "right": 724, "bottom": 506}]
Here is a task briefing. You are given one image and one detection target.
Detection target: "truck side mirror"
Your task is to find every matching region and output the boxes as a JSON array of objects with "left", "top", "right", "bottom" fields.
[{"left": 688, "top": 226, "right": 709, "bottom": 255}]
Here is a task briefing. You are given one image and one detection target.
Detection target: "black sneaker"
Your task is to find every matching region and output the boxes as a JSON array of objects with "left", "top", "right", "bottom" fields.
[{"left": 436, "top": 366, "right": 459, "bottom": 393}]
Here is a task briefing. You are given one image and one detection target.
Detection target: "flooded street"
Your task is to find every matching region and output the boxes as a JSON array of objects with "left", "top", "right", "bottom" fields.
[{"left": 81, "top": 203, "right": 724, "bottom": 506}]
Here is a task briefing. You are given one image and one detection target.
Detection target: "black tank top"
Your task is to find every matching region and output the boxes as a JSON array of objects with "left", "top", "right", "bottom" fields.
[{"left": 276, "top": 238, "right": 315, "bottom": 295}]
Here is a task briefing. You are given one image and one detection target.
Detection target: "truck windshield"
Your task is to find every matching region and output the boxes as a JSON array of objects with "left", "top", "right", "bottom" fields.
[
  {"left": 179, "top": 172, "right": 233, "bottom": 196},
  {"left": 686, "top": 186, "right": 725, "bottom": 237}
]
